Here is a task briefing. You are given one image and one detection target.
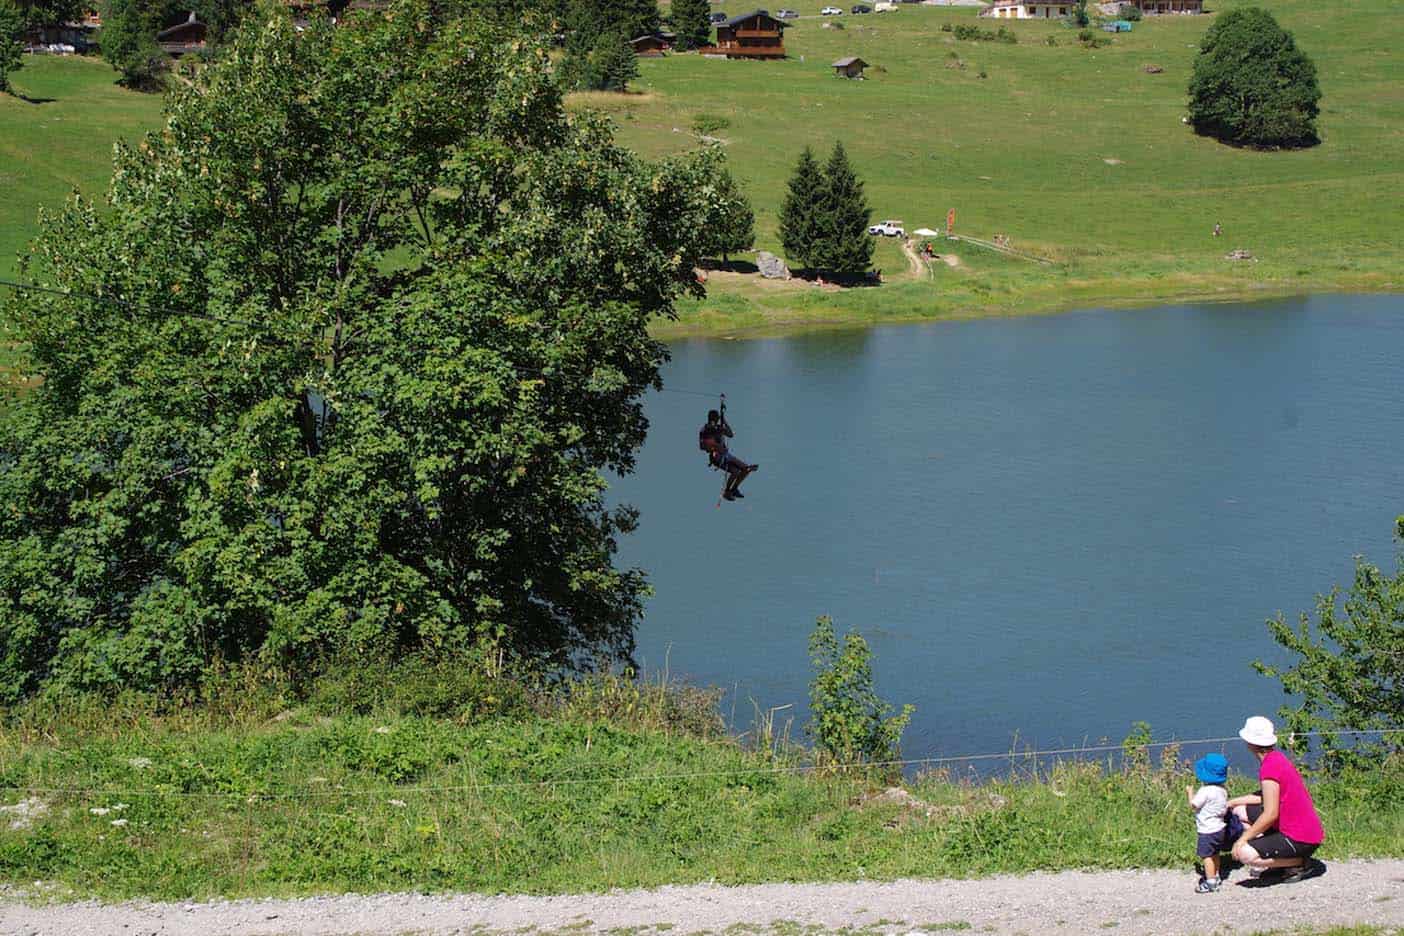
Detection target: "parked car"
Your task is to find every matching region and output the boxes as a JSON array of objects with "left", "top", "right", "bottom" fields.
[
  {"left": 776, "top": 8, "right": 799, "bottom": 17},
  {"left": 710, "top": 11, "right": 728, "bottom": 23},
  {"left": 851, "top": 4, "right": 872, "bottom": 12},
  {"left": 867, "top": 220, "right": 905, "bottom": 237},
  {"left": 820, "top": 5, "right": 843, "bottom": 14}
]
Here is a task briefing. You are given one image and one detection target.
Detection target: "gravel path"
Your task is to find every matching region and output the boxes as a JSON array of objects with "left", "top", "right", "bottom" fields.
[{"left": 3, "top": 861, "right": 1402, "bottom": 936}]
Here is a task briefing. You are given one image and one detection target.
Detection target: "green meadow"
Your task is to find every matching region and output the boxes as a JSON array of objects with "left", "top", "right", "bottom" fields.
[{"left": 606, "top": 0, "right": 1404, "bottom": 335}]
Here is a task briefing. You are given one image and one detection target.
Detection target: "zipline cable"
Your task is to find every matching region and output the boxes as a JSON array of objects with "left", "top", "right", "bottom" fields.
[{"left": 2, "top": 729, "right": 1398, "bottom": 800}]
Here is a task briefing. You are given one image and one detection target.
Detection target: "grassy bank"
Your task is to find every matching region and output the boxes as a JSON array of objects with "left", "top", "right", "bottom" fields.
[{"left": 2, "top": 672, "right": 1401, "bottom": 901}]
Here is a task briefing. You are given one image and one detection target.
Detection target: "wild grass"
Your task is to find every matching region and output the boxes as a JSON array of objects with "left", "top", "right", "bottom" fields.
[{"left": 1, "top": 668, "right": 1400, "bottom": 901}]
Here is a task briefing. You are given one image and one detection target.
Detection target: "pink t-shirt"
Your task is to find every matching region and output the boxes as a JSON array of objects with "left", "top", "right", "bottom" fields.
[{"left": 1261, "top": 750, "right": 1324, "bottom": 844}]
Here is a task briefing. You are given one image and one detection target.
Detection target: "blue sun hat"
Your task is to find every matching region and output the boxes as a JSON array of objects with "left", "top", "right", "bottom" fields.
[{"left": 1195, "top": 752, "right": 1229, "bottom": 785}]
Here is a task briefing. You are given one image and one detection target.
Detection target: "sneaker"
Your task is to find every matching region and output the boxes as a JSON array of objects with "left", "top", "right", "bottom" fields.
[
  {"left": 722, "top": 491, "right": 736, "bottom": 501},
  {"left": 1282, "top": 859, "right": 1325, "bottom": 884},
  {"left": 730, "top": 489, "right": 744, "bottom": 498},
  {"left": 1195, "top": 878, "right": 1220, "bottom": 894}
]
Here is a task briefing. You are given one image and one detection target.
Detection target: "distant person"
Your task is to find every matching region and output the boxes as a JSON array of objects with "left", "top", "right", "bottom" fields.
[
  {"left": 1228, "top": 716, "right": 1325, "bottom": 884},
  {"left": 1186, "top": 753, "right": 1238, "bottom": 893},
  {"left": 698, "top": 408, "right": 758, "bottom": 501},
  {"left": 1213, "top": 222, "right": 1222, "bottom": 238}
]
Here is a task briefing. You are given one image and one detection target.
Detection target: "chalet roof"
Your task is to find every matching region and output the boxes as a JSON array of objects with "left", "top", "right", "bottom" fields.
[
  {"left": 832, "top": 56, "right": 866, "bottom": 67},
  {"left": 723, "top": 9, "right": 783, "bottom": 28},
  {"left": 156, "top": 10, "right": 204, "bottom": 39}
]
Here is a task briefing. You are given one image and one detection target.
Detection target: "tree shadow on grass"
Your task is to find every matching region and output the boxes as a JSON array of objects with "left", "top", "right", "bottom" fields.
[
  {"left": 790, "top": 268, "right": 885, "bottom": 288},
  {"left": 698, "top": 259, "right": 759, "bottom": 275}
]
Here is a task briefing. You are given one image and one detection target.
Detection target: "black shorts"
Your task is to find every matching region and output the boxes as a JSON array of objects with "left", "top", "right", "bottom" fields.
[{"left": 1245, "top": 832, "right": 1319, "bottom": 861}]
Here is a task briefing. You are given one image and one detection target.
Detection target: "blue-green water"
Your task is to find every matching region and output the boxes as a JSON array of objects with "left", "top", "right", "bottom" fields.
[{"left": 614, "top": 295, "right": 1404, "bottom": 761}]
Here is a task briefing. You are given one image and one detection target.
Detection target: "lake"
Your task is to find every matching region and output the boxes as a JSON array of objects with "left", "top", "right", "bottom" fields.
[{"left": 613, "top": 295, "right": 1404, "bottom": 765}]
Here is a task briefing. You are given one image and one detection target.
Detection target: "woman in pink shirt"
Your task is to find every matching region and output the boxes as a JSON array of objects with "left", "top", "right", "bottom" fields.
[{"left": 1228, "top": 716, "right": 1326, "bottom": 884}]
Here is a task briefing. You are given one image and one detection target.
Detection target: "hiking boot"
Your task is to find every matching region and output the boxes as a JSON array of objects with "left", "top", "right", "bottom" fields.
[
  {"left": 730, "top": 489, "right": 744, "bottom": 498},
  {"left": 1282, "top": 859, "right": 1325, "bottom": 884},
  {"left": 722, "top": 491, "right": 736, "bottom": 501},
  {"left": 1195, "top": 878, "right": 1221, "bottom": 894}
]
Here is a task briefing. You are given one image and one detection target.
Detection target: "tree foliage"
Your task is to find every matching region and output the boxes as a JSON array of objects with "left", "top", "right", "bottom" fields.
[
  {"left": 694, "top": 148, "right": 754, "bottom": 264},
  {"left": 99, "top": 0, "right": 169, "bottom": 89},
  {"left": 778, "top": 143, "right": 873, "bottom": 277},
  {"left": 807, "top": 616, "right": 914, "bottom": 770},
  {"left": 1187, "top": 7, "right": 1321, "bottom": 149},
  {"left": 1255, "top": 528, "right": 1404, "bottom": 772},
  {"left": 669, "top": 0, "right": 710, "bottom": 51},
  {"left": 778, "top": 146, "right": 823, "bottom": 271},
  {"left": 0, "top": 0, "right": 23, "bottom": 95},
  {"left": 0, "top": 1, "right": 720, "bottom": 701}
]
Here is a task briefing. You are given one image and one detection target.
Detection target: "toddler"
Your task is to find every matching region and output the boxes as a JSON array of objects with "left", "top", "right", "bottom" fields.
[{"left": 1186, "top": 753, "right": 1232, "bottom": 893}]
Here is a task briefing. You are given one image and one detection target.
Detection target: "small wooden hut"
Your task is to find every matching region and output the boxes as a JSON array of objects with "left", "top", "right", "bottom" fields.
[
  {"left": 156, "top": 11, "right": 207, "bottom": 56},
  {"left": 831, "top": 56, "right": 868, "bottom": 78}
]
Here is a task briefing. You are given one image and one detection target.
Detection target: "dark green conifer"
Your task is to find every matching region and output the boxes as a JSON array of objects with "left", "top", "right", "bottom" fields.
[
  {"left": 810, "top": 142, "right": 873, "bottom": 277},
  {"left": 670, "top": 0, "right": 710, "bottom": 50},
  {"left": 778, "top": 146, "right": 823, "bottom": 270}
]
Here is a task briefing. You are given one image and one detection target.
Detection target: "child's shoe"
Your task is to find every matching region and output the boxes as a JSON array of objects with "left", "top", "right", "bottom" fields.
[{"left": 1195, "top": 878, "right": 1221, "bottom": 894}]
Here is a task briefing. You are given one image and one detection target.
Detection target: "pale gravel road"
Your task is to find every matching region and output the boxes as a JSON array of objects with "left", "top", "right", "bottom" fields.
[{"left": 3, "top": 861, "right": 1403, "bottom": 936}]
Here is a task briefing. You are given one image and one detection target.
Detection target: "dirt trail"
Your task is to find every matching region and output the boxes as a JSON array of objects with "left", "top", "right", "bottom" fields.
[
  {"left": 4, "top": 861, "right": 1402, "bottom": 936},
  {"left": 900, "top": 238, "right": 928, "bottom": 278}
]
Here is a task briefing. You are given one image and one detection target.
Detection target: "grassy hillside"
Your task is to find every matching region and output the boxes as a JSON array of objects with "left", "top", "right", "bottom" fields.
[
  {"left": 0, "top": 57, "right": 165, "bottom": 279},
  {"left": 1, "top": 678, "right": 1401, "bottom": 901},
  {"left": 599, "top": 0, "right": 1404, "bottom": 334}
]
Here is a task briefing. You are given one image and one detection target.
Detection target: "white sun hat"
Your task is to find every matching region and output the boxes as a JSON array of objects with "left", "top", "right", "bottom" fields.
[{"left": 1239, "top": 715, "right": 1278, "bottom": 747}]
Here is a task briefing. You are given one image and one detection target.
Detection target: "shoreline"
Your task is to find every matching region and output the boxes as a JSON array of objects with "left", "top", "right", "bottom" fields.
[{"left": 652, "top": 276, "right": 1403, "bottom": 341}]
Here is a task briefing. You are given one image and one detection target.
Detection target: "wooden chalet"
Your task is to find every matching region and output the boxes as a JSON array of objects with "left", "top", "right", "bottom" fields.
[
  {"left": 1128, "top": 0, "right": 1202, "bottom": 12},
  {"left": 982, "top": 0, "right": 1074, "bottom": 18},
  {"left": 700, "top": 10, "right": 785, "bottom": 60},
  {"left": 630, "top": 33, "right": 672, "bottom": 56},
  {"left": 156, "top": 11, "right": 207, "bottom": 56}
]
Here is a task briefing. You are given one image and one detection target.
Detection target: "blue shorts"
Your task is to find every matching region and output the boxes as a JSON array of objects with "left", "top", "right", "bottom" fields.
[
  {"left": 714, "top": 451, "right": 749, "bottom": 473},
  {"left": 1196, "top": 826, "right": 1232, "bottom": 858}
]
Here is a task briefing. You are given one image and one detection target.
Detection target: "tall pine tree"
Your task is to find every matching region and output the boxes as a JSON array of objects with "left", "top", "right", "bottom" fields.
[
  {"left": 778, "top": 146, "right": 824, "bottom": 271},
  {"left": 670, "top": 0, "right": 710, "bottom": 50},
  {"left": 810, "top": 141, "right": 873, "bottom": 277}
]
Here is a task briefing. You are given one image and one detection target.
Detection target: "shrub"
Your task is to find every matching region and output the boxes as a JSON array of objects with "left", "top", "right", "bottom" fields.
[
  {"left": 1187, "top": 6, "right": 1321, "bottom": 148},
  {"left": 691, "top": 113, "right": 730, "bottom": 136},
  {"left": 1122, "top": 3, "right": 1141, "bottom": 21},
  {"left": 940, "top": 20, "right": 952, "bottom": 32},
  {"left": 1255, "top": 525, "right": 1404, "bottom": 772},
  {"left": 1044, "top": 34, "right": 1058, "bottom": 46},
  {"left": 1070, "top": 0, "right": 1089, "bottom": 26},
  {"left": 806, "top": 616, "right": 913, "bottom": 770}
]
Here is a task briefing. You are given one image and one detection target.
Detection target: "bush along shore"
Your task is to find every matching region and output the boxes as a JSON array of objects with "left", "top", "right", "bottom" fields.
[{"left": 1, "top": 657, "right": 1402, "bottom": 903}]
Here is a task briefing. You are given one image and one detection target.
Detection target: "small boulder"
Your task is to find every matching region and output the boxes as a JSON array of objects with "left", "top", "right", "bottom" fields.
[
  {"left": 1143, "top": 64, "right": 1164, "bottom": 74},
  {"left": 757, "top": 251, "right": 790, "bottom": 280},
  {"left": 1226, "top": 248, "right": 1255, "bottom": 261}
]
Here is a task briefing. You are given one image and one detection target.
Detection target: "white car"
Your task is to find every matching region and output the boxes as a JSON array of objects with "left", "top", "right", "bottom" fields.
[
  {"left": 868, "top": 220, "right": 905, "bottom": 237},
  {"left": 820, "top": 6, "right": 843, "bottom": 14}
]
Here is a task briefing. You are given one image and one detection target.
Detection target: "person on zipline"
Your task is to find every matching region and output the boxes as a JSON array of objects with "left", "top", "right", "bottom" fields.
[{"left": 699, "top": 407, "right": 758, "bottom": 501}]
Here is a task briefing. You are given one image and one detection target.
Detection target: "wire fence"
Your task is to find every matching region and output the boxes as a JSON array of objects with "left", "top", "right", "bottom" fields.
[{"left": 3, "top": 728, "right": 1398, "bottom": 801}]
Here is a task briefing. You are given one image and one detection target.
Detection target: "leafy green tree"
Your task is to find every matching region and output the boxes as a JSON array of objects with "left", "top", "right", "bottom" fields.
[
  {"left": 18, "top": 0, "right": 86, "bottom": 30},
  {"left": 99, "top": 0, "right": 168, "bottom": 89},
  {"left": 778, "top": 145, "right": 823, "bottom": 270},
  {"left": 807, "top": 616, "right": 914, "bottom": 769},
  {"left": 0, "top": 0, "right": 23, "bottom": 95},
  {"left": 0, "top": 1, "right": 718, "bottom": 700},
  {"left": 810, "top": 141, "right": 873, "bottom": 277},
  {"left": 1187, "top": 7, "right": 1321, "bottom": 149},
  {"left": 1255, "top": 525, "right": 1404, "bottom": 772},
  {"left": 694, "top": 149, "right": 754, "bottom": 264},
  {"left": 669, "top": 0, "right": 710, "bottom": 51},
  {"left": 1069, "top": 0, "right": 1088, "bottom": 26}
]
